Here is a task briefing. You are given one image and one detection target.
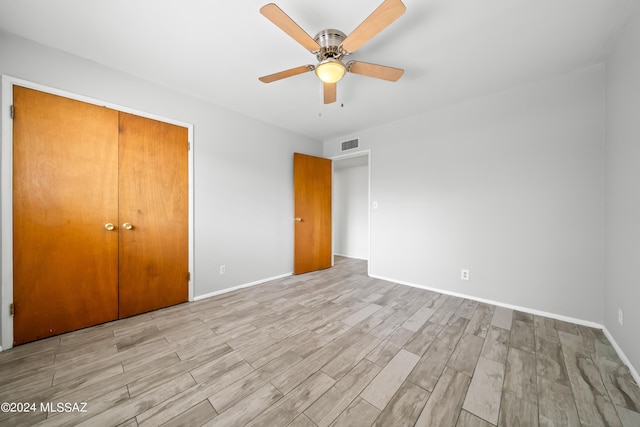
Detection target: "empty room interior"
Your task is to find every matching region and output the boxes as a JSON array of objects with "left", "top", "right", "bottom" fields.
[{"left": 1, "top": 0, "right": 640, "bottom": 425}]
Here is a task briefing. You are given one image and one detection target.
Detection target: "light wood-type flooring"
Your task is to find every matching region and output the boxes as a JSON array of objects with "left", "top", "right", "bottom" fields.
[{"left": 1, "top": 257, "right": 639, "bottom": 426}]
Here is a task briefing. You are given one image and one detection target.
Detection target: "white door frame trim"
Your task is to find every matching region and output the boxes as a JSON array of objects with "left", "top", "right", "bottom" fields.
[{"left": 0, "top": 75, "right": 196, "bottom": 351}]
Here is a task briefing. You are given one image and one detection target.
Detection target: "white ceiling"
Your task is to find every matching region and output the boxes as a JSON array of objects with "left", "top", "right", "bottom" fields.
[{"left": 0, "top": 0, "right": 637, "bottom": 140}]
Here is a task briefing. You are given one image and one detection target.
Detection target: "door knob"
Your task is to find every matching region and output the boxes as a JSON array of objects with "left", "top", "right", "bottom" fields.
[
  {"left": 295, "top": 217, "right": 303, "bottom": 222},
  {"left": 104, "top": 223, "right": 115, "bottom": 231},
  {"left": 122, "top": 223, "right": 134, "bottom": 230}
]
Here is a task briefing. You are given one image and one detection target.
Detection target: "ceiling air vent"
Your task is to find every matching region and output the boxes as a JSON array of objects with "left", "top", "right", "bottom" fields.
[{"left": 341, "top": 138, "right": 359, "bottom": 151}]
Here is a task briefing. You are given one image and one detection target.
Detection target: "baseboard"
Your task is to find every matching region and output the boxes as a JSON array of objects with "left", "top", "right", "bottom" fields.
[
  {"left": 334, "top": 253, "right": 369, "bottom": 261},
  {"left": 193, "top": 272, "right": 293, "bottom": 301},
  {"left": 370, "top": 273, "right": 602, "bottom": 328},
  {"left": 602, "top": 327, "right": 640, "bottom": 387},
  {"left": 370, "top": 273, "right": 639, "bottom": 384}
]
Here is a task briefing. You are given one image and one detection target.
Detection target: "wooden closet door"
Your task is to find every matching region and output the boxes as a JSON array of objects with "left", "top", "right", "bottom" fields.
[
  {"left": 12, "top": 86, "right": 119, "bottom": 345},
  {"left": 117, "top": 112, "right": 189, "bottom": 318}
]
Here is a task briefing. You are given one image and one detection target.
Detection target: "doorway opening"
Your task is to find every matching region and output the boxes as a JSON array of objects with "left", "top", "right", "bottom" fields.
[{"left": 331, "top": 151, "right": 371, "bottom": 275}]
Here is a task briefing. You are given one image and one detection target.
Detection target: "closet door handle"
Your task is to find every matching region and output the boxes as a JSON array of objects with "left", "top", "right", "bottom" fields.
[
  {"left": 104, "top": 223, "right": 115, "bottom": 231},
  {"left": 122, "top": 223, "right": 134, "bottom": 230}
]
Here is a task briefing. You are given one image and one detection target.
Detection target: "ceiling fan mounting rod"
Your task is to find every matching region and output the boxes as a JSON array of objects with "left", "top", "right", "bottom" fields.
[{"left": 314, "top": 29, "right": 347, "bottom": 61}]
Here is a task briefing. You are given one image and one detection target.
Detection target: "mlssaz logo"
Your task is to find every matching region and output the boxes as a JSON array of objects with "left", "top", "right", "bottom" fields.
[{"left": 40, "top": 402, "right": 88, "bottom": 413}]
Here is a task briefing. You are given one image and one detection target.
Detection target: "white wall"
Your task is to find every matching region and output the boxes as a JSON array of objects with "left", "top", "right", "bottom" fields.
[
  {"left": 324, "top": 65, "right": 606, "bottom": 324},
  {"left": 605, "top": 4, "right": 640, "bottom": 373},
  {"left": 334, "top": 164, "right": 369, "bottom": 260},
  {"left": 0, "top": 31, "right": 321, "bottom": 348}
]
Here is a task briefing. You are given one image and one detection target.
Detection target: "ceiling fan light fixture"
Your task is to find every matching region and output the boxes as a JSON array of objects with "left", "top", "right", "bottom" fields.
[{"left": 315, "top": 58, "right": 346, "bottom": 83}]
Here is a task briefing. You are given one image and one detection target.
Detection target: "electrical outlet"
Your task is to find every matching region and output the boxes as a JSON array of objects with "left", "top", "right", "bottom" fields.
[
  {"left": 618, "top": 307, "right": 624, "bottom": 326},
  {"left": 461, "top": 269, "right": 470, "bottom": 280},
  {"left": 219, "top": 265, "right": 226, "bottom": 275}
]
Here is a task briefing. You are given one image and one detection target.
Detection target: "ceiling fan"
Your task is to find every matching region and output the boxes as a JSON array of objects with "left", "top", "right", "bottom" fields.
[{"left": 258, "top": 0, "right": 406, "bottom": 104}]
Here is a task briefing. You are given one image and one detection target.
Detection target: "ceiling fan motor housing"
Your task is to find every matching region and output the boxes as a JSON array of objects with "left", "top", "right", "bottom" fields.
[{"left": 314, "top": 29, "right": 347, "bottom": 61}]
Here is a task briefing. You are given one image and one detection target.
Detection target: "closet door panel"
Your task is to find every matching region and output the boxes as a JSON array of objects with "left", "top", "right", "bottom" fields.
[
  {"left": 12, "top": 86, "right": 119, "bottom": 345},
  {"left": 117, "top": 112, "right": 189, "bottom": 318}
]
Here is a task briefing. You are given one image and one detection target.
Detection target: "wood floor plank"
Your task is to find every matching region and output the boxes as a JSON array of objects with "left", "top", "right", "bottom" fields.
[
  {"left": 456, "top": 410, "right": 495, "bottom": 427},
  {"left": 48, "top": 352, "right": 180, "bottom": 407},
  {"left": 292, "top": 322, "right": 351, "bottom": 358},
  {"left": 243, "top": 329, "right": 312, "bottom": 369},
  {"left": 162, "top": 400, "right": 217, "bottom": 427},
  {"left": 126, "top": 350, "right": 227, "bottom": 398},
  {"left": 246, "top": 371, "right": 335, "bottom": 426},
  {"left": 559, "top": 331, "right": 623, "bottom": 426},
  {"left": 3, "top": 409, "right": 47, "bottom": 426},
  {"left": 37, "top": 386, "right": 130, "bottom": 427},
  {"left": 369, "top": 309, "right": 412, "bottom": 340},
  {"left": 510, "top": 314, "right": 536, "bottom": 355},
  {"left": 462, "top": 356, "right": 505, "bottom": 425},
  {"left": 53, "top": 341, "right": 118, "bottom": 364},
  {"left": 205, "top": 383, "right": 283, "bottom": 427},
  {"left": 429, "top": 295, "right": 464, "bottom": 326},
  {"left": 52, "top": 336, "right": 169, "bottom": 386},
  {"left": 289, "top": 413, "right": 317, "bottom": 427},
  {"left": 0, "top": 353, "right": 54, "bottom": 388},
  {"left": 403, "top": 321, "right": 443, "bottom": 356},
  {"left": 533, "top": 314, "right": 560, "bottom": 344},
  {"left": 555, "top": 319, "right": 580, "bottom": 335},
  {"left": 321, "top": 333, "right": 381, "bottom": 380},
  {"left": 342, "top": 303, "right": 383, "bottom": 326},
  {"left": 208, "top": 350, "right": 301, "bottom": 413},
  {"left": 481, "top": 326, "right": 510, "bottom": 364},
  {"left": 306, "top": 359, "right": 381, "bottom": 427},
  {"left": 181, "top": 324, "right": 256, "bottom": 358},
  {"left": 498, "top": 391, "right": 539, "bottom": 427},
  {"left": 503, "top": 347, "right": 537, "bottom": 402},
  {"left": 594, "top": 339, "right": 640, "bottom": 413},
  {"left": 77, "top": 372, "right": 196, "bottom": 426},
  {"left": 136, "top": 361, "right": 254, "bottom": 426},
  {"left": 0, "top": 372, "right": 54, "bottom": 403},
  {"left": 465, "top": 303, "right": 495, "bottom": 338},
  {"left": 447, "top": 333, "right": 484, "bottom": 377},
  {"left": 491, "top": 307, "right": 513, "bottom": 331},
  {"left": 189, "top": 350, "right": 246, "bottom": 384},
  {"left": 537, "top": 377, "right": 580, "bottom": 426},
  {"left": 360, "top": 349, "right": 420, "bottom": 410},
  {"left": 416, "top": 367, "right": 471, "bottom": 427},
  {"left": 616, "top": 405, "right": 640, "bottom": 427},
  {"left": 407, "top": 317, "right": 468, "bottom": 391},
  {"left": 373, "top": 380, "right": 430, "bottom": 426},
  {"left": 270, "top": 342, "right": 342, "bottom": 394},
  {"left": 402, "top": 304, "right": 435, "bottom": 332},
  {"left": 456, "top": 299, "right": 479, "bottom": 320},
  {"left": 330, "top": 397, "right": 380, "bottom": 427},
  {"left": 536, "top": 337, "right": 571, "bottom": 386},
  {"left": 366, "top": 326, "right": 415, "bottom": 367}
]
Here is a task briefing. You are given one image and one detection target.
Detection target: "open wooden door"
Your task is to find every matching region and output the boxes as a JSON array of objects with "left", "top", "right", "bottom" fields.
[
  {"left": 13, "top": 87, "right": 119, "bottom": 345},
  {"left": 118, "top": 113, "right": 189, "bottom": 318},
  {"left": 293, "top": 153, "right": 332, "bottom": 274}
]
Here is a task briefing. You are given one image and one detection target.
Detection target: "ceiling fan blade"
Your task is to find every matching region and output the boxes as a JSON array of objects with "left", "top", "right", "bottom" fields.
[
  {"left": 340, "top": 0, "right": 406, "bottom": 54},
  {"left": 260, "top": 4, "right": 321, "bottom": 53},
  {"left": 324, "top": 82, "right": 337, "bottom": 104},
  {"left": 347, "top": 61, "right": 404, "bottom": 82},
  {"left": 259, "top": 65, "right": 315, "bottom": 83}
]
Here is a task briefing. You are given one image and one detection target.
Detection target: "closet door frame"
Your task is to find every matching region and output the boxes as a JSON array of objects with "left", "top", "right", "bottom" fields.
[{"left": 0, "top": 75, "right": 196, "bottom": 351}]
